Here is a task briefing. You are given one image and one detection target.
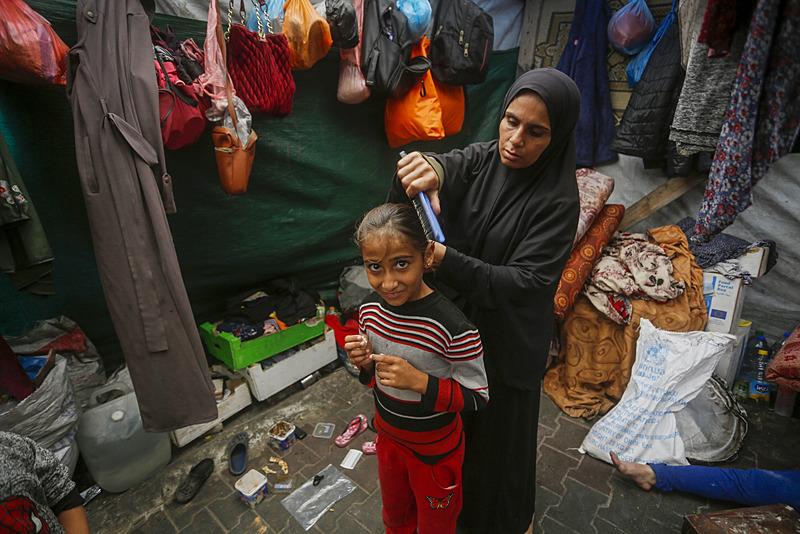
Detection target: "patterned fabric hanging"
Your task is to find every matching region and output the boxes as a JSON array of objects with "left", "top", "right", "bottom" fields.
[{"left": 694, "top": 0, "right": 800, "bottom": 240}]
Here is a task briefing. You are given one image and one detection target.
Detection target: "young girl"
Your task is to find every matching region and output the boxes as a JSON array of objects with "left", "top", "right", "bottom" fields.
[{"left": 345, "top": 203, "right": 489, "bottom": 534}]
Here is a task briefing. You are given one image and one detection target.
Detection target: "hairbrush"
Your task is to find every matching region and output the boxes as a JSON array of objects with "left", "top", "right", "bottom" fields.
[{"left": 399, "top": 151, "right": 445, "bottom": 243}]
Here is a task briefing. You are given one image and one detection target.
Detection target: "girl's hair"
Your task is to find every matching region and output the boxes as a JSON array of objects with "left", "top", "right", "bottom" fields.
[{"left": 355, "top": 203, "right": 428, "bottom": 254}]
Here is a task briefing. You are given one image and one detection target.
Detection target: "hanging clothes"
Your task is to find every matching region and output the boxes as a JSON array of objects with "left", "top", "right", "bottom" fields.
[
  {"left": 697, "top": 0, "right": 756, "bottom": 58},
  {"left": 556, "top": 0, "right": 617, "bottom": 167},
  {"left": 669, "top": 6, "right": 747, "bottom": 156},
  {"left": 67, "top": 0, "right": 217, "bottom": 431},
  {"left": 611, "top": 20, "right": 685, "bottom": 173},
  {"left": 0, "top": 133, "right": 54, "bottom": 295},
  {"left": 678, "top": 0, "right": 707, "bottom": 68},
  {"left": 694, "top": 0, "right": 800, "bottom": 239}
]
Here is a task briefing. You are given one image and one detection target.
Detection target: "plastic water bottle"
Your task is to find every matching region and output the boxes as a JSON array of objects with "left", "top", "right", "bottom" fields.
[
  {"left": 771, "top": 331, "right": 790, "bottom": 355},
  {"left": 749, "top": 349, "right": 771, "bottom": 401},
  {"left": 739, "top": 333, "right": 769, "bottom": 379}
]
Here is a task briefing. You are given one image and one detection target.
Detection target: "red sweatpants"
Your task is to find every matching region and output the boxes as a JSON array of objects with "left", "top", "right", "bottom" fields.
[{"left": 377, "top": 435, "right": 465, "bottom": 534}]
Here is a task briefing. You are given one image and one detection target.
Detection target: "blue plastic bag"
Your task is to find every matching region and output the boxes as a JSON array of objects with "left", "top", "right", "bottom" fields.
[
  {"left": 626, "top": 0, "right": 677, "bottom": 87},
  {"left": 246, "top": 0, "right": 284, "bottom": 34},
  {"left": 396, "top": 0, "right": 432, "bottom": 43},
  {"left": 607, "top": 0, "right": 656, "bottom": 55}
]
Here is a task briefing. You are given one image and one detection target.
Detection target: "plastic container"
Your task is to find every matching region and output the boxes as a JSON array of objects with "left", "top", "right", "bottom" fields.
[
  {"left": 235, "top": 469, "right": 269, "bottom": 506},
  {"left": 268, "top": 420, "right": 296, "bottom": 450},
  {"left": 774, "top": 386, "right": 797, "bottom": 417},
  {"left": 749, "top": 349, "right": 772, "bottom": 401},
  {"left": 199, "top": 311, "right": 325, "bottom": 371},
  {"left": 76, "top": 370, "right": 171, "bottom": 493}
]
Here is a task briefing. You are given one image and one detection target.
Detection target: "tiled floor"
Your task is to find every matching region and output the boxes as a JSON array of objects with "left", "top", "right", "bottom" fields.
[{"left": 86, "top": 368, "right": 800, "bottom": 533}]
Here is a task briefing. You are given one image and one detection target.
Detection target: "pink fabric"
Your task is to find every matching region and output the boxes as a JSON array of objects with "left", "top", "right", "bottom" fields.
[
  {"left": 197, "top": 0, "right": 234, "bottom": 112},
  {"left": 574, "top": 168, "right": 615, "bottom": 244},
  {"left": 766, "top": 326, "right": 800, "bottom": 392}
]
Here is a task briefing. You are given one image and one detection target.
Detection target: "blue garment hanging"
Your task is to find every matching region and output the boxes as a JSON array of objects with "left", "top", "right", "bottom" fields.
[
  {"left": 626, "top": 0, "right": 678, "bottom": 87},
  {"left": 556, "top": 0, "right": 618, "bottom": 167}
]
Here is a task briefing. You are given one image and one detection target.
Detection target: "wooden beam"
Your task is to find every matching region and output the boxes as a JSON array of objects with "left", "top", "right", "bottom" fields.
[{"left": 619, "top": 174, "right": 706, "bottom": 230}]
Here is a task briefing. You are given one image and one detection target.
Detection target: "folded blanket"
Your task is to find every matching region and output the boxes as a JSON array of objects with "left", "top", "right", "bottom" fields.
[
  {"left": 554, "top": 204, "right": 624, "bottom": 321},
  {"left": 544, "top": 225, "right": 707, "bottom": 419},
  {"left": 574, "top": 169, "right": 615, "bottom": 244}
]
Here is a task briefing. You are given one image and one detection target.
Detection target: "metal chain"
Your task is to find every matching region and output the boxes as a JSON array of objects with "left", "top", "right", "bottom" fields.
[
  {"left": 250, "top": 0, "right": 270, "bottom": 37},
  {"left": 224, "top": 0, "right": 234, "bottom": 40}
]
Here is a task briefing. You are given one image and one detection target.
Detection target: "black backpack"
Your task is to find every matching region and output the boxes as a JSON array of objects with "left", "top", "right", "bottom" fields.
[
  {"left": 327, "top": 0, "right": 359, "bottom": 49},
  {"left": 361, "top": 0, "right": 430, "bottom": 97},
  {"left": 430, "top": 0, "right": 493, "bottom": 85}
]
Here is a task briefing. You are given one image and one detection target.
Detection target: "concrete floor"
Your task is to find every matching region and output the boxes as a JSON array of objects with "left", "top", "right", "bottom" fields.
[{"left": 84, "top": 367, "right": 800, "bottom": 533}]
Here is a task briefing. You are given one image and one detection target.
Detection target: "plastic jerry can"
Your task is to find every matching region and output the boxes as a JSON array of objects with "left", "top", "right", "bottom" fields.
[{"left": 76, "top": 370, "right": 171, "bottom": 493}]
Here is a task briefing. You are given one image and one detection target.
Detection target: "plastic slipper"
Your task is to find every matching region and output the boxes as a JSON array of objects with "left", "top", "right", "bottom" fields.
[
  {"left": 228, "top": 432, "right": 249, "bottom": 476},
  {"left": 175, "top": 458, "right": 214, "bottom": 504},
  {"left": 334, "top": 414, "right": 367, "bottom": 447},
  {"left": 361, "top": 440, "right": 377, "bottom": 455}
]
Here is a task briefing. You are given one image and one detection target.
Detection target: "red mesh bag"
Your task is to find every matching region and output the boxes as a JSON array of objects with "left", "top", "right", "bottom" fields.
[
  {"left": 227, "top": 22, "right": 295, "bottom": 116},
  {"left": 0, "top": 0, "right": 69, "bottom": 85}
]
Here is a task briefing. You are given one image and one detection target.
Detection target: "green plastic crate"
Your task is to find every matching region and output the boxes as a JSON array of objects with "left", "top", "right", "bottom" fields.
[{"left": 199, "top": 314, "right": 325, "bottom": 371}]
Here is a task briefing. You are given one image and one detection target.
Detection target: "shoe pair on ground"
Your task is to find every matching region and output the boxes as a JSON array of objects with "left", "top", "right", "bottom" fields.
[
  {"left": 335, "top": 414, "right": 376, "bottom": 455},
  {"left": 175, "top": 432, "right": 249, "bottom": 504}
]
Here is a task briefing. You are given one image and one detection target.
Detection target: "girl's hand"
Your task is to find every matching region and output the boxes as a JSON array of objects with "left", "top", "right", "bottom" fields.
[
  {"left": 371, "top": 354, "right": 429, "bottom": 394},
  {"left": 397, "top": 151, "right": 441, "bottom": 215},
  {"left": 344, "top": 334, "right": 373, "bottom": 370}
]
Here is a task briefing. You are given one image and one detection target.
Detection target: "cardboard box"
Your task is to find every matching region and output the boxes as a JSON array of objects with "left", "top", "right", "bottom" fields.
[
  {"left": 732, "top": 246, "right": 769, "bottom": 277},
  {"left": 714, "top": 319, "right": 752, "bottom": 388},
  {"left": 245, "top": 330, "right": 337, "bottom": 402},
  {"left": 170, "top": 379, "right": 253, "bottom": 447},
  {"left": 703, "top": 273, "right": 746, "bottom": 334}
]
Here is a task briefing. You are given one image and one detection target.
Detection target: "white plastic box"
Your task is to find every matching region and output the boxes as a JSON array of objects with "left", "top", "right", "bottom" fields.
[
  {"left": 170, "top": 379, "right": 252, "bottom": 447},
  {"left": 714, "top": 319, "right": 752, "bottom": 387},
  {"left": 244, "top": 330, "right": 337, "bottom": 401}
]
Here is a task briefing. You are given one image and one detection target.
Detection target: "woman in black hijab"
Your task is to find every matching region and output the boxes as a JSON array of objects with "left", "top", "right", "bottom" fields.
[{"left": 394, "top": 69, "right": 581, "bottom": 533}]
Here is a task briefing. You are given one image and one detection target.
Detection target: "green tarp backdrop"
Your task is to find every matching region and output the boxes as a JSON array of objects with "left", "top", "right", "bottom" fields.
[{"left": 0, "top": 0, "right": 518, "bottom": 367}]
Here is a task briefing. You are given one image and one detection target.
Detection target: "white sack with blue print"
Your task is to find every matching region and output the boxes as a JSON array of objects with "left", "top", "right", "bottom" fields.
[{"left": 579, "top": 320, "right": 735, "bottom": 466}]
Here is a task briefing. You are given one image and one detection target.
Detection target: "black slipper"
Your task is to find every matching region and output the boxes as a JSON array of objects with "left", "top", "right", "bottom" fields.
[
  {"left": 228, "top": 432, "right": 249, "bottom": 476},
  {"left": 175, "top": 458, "right": 214, "bottom": 504}
]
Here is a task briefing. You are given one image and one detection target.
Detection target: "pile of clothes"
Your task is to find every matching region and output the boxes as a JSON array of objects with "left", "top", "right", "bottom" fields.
[
  {"left": 583, "top": 232, "right": 686, "bottom": 325},
  {"left": 545, "top": 225, "right": 708, "bottom": 418},
  {"left": 214, "top": 279, "right": 319, "bottom": 342}
]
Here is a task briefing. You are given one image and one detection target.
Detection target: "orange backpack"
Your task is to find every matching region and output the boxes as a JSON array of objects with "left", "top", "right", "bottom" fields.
[{"left": 384, "top": 38, "right": 464, "bottom": 148}]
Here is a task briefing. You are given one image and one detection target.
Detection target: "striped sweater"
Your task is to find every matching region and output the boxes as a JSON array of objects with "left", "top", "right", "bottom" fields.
[{"left": 358, "top": 292, "right": 489, "bottom": 462}]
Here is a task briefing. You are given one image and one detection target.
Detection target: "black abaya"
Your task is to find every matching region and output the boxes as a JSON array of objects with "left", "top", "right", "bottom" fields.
[{"left": 405, "top": 69, "right": 581, "bottom": 533}]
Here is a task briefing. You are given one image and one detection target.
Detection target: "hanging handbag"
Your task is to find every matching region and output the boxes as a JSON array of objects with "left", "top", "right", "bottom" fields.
[
  {"left": 155, "top": 54, "right": 206, "bottom": 150},
  {"left": 226, "top": 0, "right": 296, "bottom": 116},
  {"left": 429, "top": 0, "right": 493, "bottom": 85},
  {"left": 212, "top": 2, "right": 258, "bottom": 195},
  {"left": 361, "top": 0, "right": 427, "bottom": 97}
]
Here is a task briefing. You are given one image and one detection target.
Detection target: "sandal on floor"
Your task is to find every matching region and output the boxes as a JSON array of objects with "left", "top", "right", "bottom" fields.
[
  {"left": 361, "top": 439, "right": 377, "bottom": 455},
  {"left": 334, "top": 414, "right": 368, "bottom": 447},
  {"left": 228, "top": 432, "right": 249, "bottom": 476},
  {"left": 175, "top": 458, "right": 214, "bottom": 504}
]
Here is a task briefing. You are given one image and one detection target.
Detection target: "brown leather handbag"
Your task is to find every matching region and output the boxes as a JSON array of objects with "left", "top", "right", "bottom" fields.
[{"left": 212, "top": 3, "right": 257, "bottom": 195}]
